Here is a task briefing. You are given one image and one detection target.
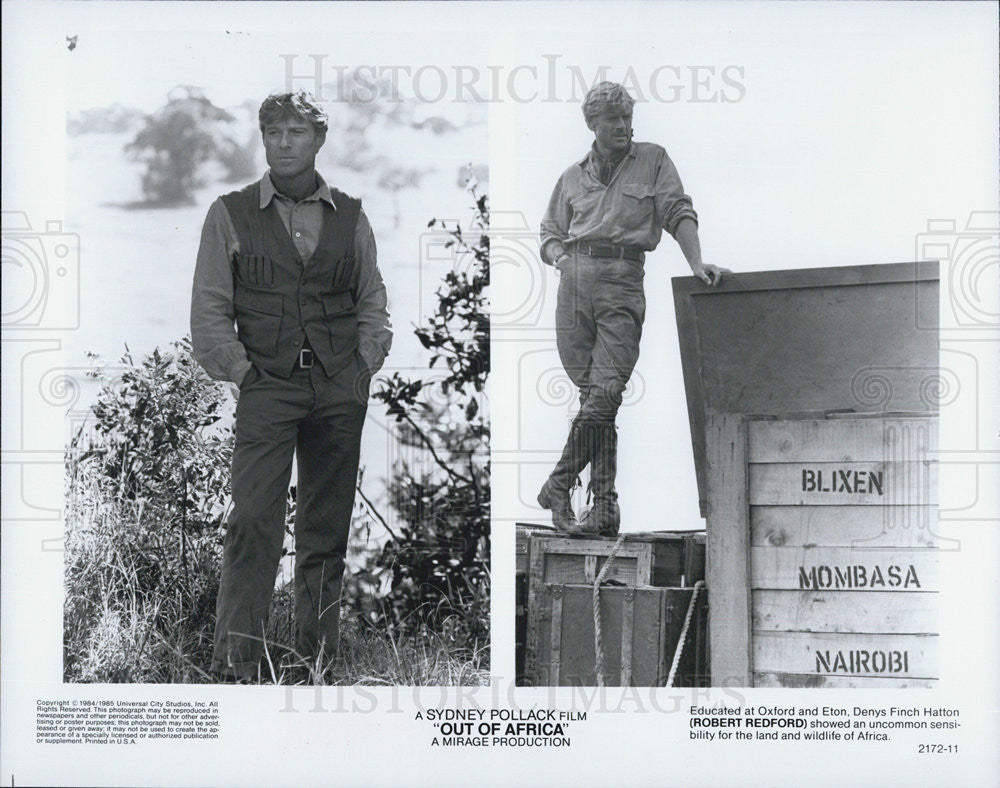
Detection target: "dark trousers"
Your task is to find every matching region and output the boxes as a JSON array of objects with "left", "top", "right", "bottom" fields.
[
  {"left": 556, "top": 252, "right": 646, "bottom": 423},
  {"left": 211, "top": 354, "right": 369, "bottom": 679}
]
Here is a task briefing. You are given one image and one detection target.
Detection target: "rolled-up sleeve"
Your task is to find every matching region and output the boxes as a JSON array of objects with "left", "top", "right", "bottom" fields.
[
  {"left": 539, "top": 173, "right": 572, "bottom": 265},
  {"left": 354, "top": 208, "right": 392, "bottom": 373},
  {"left": 190, "top": 199, "right": 252, "bottom": 384},
  {"left": 655, "top": 149, "right": 698, "bottom": 238}
]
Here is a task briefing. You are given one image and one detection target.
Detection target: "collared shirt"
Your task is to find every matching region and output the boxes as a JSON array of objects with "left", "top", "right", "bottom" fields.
[
  {"left": 539, "top": 141, "right": 698, "bottom": 264},
  {"left": 191, "top": 171, "right": 392, "bottom": 384},
  {"left": 592, "top": 143, "right": 628, "bottom": 187}
]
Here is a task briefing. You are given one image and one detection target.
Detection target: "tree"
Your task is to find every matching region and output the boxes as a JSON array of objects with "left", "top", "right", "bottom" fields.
[
  {"left": 125, "top": 86, "right": 241, "bottom": 205},
  {"left": 377, "top": 163, "right": 427, "bottom": 229},
  {"left": 363, "top": 185, "right": 490, "bottom": 649}
]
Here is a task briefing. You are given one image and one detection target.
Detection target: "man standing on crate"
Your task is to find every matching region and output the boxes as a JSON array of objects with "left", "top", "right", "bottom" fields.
[
  {"left": 538, "top": 82, "right": 728, "bottom": 537},
  {"left": 191, "top": 90, "right": 392, "bottom": 681}
]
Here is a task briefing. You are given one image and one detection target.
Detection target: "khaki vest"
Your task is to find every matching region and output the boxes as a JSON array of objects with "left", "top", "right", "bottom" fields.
[{"left": 221, "top": 181, "right": 361, "bottom": 377}]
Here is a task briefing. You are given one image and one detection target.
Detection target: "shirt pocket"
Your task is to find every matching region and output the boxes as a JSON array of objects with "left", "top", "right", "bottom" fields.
[
  {"left": 568, "top": 184, "right": 604, "bottom": 219},
  {"left": 619, "top": 183, "right": 656, "bottom": 231}
]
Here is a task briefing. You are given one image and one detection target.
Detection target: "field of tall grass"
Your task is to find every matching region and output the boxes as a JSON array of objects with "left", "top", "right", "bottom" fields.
[{"left": 63, "top": 340, "right": 489, "bottom": 686}]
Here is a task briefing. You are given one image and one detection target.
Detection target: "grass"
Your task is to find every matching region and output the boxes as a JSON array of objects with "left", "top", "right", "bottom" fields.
[{"left": 64, "top": 471, "right": 489, "bottom": 687}]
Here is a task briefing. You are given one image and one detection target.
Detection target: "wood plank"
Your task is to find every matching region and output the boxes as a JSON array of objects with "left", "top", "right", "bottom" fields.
[
  {"left": 749, "top": 462, "right": 937, "bottom": 506},
  {"left": 525, "top": 532, "right": 548, "bottom": 683},
  {"left": 621, "top": 589, "right": 634, "bottom": 686},
  {"left": 705, "top": 413, "right": 751, "bottom": 687},
  {"left": 751, "top": 546, "right": 938, "bottom": 591},
  {"left": 673, "top": 278, "right": 710, "bottom": 516},
  {"left": 533, "top": 536, "right": 652, "bottom": 580},
  {"left": 753, "top": 631, "right": 938, "bottom": 678},
  {"left": 533, "top": 535, "right": 648, "bottom": 557},
  {"left": 750, "top": 506, "right": 942, "bottom": 549},
  {"left": 549, "top": 586, "right": 563, "bottom": 686},
  {"left": 751, "top": 590, "right": 938, "bottom": 634},
  {"left": 671, "top": 261, "right": 939, "bottom": 297},
  {"left": 749, "top": 418, "right": 938, "bottom": 463},
  {"left": 544, "top": 552, "right": 642, "bottom": 587},
  {"left": 754, "top": 672, "right": 937, "bottom": 689}
]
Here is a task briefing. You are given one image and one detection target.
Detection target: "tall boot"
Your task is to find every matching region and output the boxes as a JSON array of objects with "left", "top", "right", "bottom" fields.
[
  {"left": 579, "top": 422, "right": 621, "bottom": 537},
  {"left": 537, "top": 420, "right": 592, "bottom": 532}
]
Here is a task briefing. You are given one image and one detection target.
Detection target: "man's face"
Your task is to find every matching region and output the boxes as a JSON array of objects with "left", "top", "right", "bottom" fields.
[
  {"left": 592, "top": 108, "right": 633, "bottom": 155},
  {"left": 262, "top": 115, "right": 325, "bottom": 180}
]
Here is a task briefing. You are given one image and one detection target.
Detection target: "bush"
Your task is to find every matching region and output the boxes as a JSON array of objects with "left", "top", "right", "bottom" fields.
[
  {"left": 64, "top": 339, "right": 231, "bottom": 682},
  {"left": 366, "top": 186, "right": 490, "bottom": 654}
]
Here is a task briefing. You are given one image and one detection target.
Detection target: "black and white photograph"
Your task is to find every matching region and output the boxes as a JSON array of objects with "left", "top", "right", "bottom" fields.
[
  {"left": 2, "top": 1, "right": 999, "bottom": 787},
  {"left": 6, "top": 8, "right": 490, "bottom": 693},
  {"left": 495, "top": 36, "right": 974, "bottom": 693}
]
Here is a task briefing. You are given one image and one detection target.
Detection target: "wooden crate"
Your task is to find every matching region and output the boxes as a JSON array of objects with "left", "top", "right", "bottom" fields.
[
  {"left": 521, "top": 532, "right": 707, "bottom": 686},
  {"left": 516, "top": 523, "right": 555, "bottom": 575},
  {"left": 526, "top": 585, "right": 707, "bottom": 687},
  {"left": 516, "top": 524, "right": 558, "bottom": 680},
  {"left": 671, "top": 262, "right": 941, "bottom": 687},
  {"left": 650, "top": 532, "right": 706, "bottom": 587},
  {"left": 707, "top": 414, "right": 939, "bottom": 688},
  {"left": 526, "top": 531, "right": 705, "bottom": 593}
]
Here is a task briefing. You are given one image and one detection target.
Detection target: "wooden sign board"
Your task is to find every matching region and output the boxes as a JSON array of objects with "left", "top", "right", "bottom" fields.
[
  {"left": 672, "top": 262, "right": 939, "bottom": 515},
  {"left": 748, "top": 417, "right": 939, "bottom": 688}
]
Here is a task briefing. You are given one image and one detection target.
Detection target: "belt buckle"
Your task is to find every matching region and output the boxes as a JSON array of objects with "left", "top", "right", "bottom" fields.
[{"left": 299, "top": 348, "right": 314, "bottom": 369}]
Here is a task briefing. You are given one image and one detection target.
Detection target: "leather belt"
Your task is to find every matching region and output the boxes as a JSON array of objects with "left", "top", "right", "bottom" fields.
[{"left": 566, "top": 241, "right": 644, "bottom": 262}]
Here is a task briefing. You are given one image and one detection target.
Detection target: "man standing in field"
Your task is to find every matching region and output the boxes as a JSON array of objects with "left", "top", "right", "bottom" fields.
[
  {"left": 537, "top": 81, "right": 728, "bottom": 537},
  {"left": 191, "top": 90, "right": 392, "bottom": 681}
]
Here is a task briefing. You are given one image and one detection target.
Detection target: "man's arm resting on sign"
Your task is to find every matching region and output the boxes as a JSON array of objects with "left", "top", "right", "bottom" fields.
[{"left": 673, "top": 217, "right": 730, "bottom": 287}]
